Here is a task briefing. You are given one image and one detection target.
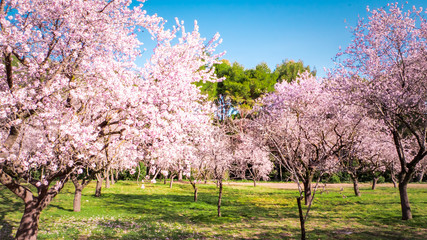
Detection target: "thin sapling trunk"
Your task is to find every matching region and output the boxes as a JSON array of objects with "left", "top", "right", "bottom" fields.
[
  {"left": 296, "top": 176, "right": 321, "bottom": 240},
  {"left": 169, "top": 174, "right": 176, "bottom": 188},
  {"left": 190, "top": 180, "right": 198, "bottom": 202},
  {"left": 217, "top": 179, "right": 223, "bottom": 217},
  {"left": 297, "top": 196, "right": 306, "bottom": 240}
]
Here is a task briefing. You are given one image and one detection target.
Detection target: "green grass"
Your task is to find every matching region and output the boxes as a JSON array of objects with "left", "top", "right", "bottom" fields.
[{"left": 1, "top": 181, "right": 426, "bottom": 239}]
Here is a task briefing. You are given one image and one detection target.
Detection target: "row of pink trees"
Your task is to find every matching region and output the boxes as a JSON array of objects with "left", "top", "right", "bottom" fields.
[
  {"left": 329, "top": 3, "right": 427, "bottom": 220},
  {"left": 0, "top": 0, "right": 224, "bottom": 239},
  {"left": 253, "top": 3, "right": 426, "bottom": 223}
]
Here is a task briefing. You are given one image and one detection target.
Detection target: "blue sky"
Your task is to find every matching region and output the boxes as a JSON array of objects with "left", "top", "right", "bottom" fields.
[{"left": 135, "top": 0, "right": 426, "bottom": 77}]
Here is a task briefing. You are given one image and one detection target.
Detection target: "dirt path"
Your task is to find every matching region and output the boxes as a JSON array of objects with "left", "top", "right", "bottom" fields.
[{"left": 225, "top": 182, "right": 427, "bottom": 189}]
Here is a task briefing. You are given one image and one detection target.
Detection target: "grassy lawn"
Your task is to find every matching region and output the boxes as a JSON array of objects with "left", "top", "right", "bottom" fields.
[{"left": 1, "top": 181, "right": 426, "bottom": 239}]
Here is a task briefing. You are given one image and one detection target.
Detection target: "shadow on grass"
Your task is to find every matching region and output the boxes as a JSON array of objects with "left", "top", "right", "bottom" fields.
[
  {"left": 68, "top": 184, "right": 300, "bottom": 239},
  {"left": 309, "top": 227, "right": 427, "bottom": 240},
  {"left": 47, "top": 203, "right": 73, "bottom": 212},
  {"left": 7, "top": 182, "right": 423, "bottom": 240},
  {"left": 0, "top": 187, "right": 22, "bottom": 240},
  {"left": 99, "top": 191, "right": 298, "bottom": 224}
]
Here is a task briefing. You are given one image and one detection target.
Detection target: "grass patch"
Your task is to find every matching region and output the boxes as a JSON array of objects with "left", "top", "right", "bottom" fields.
[{"left": 1, "top": 181, "right": 426, "bottom": 239}]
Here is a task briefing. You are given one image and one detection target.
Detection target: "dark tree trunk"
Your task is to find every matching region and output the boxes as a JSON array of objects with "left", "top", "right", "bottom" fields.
[
  {"left": 391, "top": 130, "right": 426, "bottom": 220},
  {"left": 190, "top": 179, "right": 198, "bottom": 202},
  {"left": 217, "top": 180, "right": 223, "bottom": 217},
  {"left": 351, "top": 175, "right": 361, "bottom": 197},
  {"left": 303, "top": 178, "right": 312, "bottom": 205},
  {"left": 15, "top": 202, "right": 41, "bottom": 240},
  {"left": 297, "top": 196, "right": 306, "bottom": 240},
  {"left": 372, "top": 176, "right": 379, "bottom": 190},
  {"left": 253, "top": 179, "right": 257, "bottom": 187},
  {"left": 1, "top": 169, "right": 69, "bottom": 240},
  {"left": 399, "top": 180, "right": 412, "bottom": 220},
  {"left": 95, "top": 176, "right": 103, "bottom": 197}
]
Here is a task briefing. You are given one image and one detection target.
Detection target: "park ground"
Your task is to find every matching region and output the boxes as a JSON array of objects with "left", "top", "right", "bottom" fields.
[{"left": 1, "top": 181, "right": 426, "bottom": 239}]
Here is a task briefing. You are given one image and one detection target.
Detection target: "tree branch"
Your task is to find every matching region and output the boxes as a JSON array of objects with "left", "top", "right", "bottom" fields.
[{"left": 0, "top": 168, "right": 34, "bottom": 203}]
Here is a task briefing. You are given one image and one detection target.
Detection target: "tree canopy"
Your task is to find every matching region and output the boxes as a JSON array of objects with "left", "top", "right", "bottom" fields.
[{"left": 197, "top": 59, "right": 316, "bottom": 119}]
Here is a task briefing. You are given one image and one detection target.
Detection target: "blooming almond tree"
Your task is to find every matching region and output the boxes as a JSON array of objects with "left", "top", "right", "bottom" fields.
[
  {"left": 0, "top": 1, "right": 222, "bottom": 239},
  {"left": 330, "top": 106, "right": 397, "bottom": 196},
  {"left": 232, "top": 133, "right": 273, "bottom": 187},
  {"left": 258, "top": 72, "right": 340, "bottom": 205},
  {"left": 330, "top": 3, "right": 427, "bottom": 220},
  {"left": 0, "top": 1, "right": 158, "bottom": 238},
  {"left": 206, "top": 126, "right": 234, "bottom": 217}
]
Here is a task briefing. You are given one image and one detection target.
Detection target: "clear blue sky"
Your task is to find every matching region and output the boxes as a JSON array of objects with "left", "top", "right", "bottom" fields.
[{"left": 134, "top": 0, "right": 426, "bottom": 77}]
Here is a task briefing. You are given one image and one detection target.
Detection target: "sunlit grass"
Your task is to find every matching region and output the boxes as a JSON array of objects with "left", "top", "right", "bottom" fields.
[{"left": 1, "top": 181, "right": 426, "bottom": 239}]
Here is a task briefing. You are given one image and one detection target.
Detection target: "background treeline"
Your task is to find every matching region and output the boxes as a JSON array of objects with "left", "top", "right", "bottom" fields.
[
  {"left": 196, "top": 59, "right": 316, "bottom": 118},
  {"left": 193, "top": 59, "right": 425, "bottom": 185}
]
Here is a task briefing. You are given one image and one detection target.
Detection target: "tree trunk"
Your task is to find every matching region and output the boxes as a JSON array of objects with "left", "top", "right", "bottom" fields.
[
  {"left": 137, "top": 165, "right": 141, "bottom": 183},
  {"left": 95, "top": 176, "right": 103, "bottom": 197},
  {"left": 303, "top": 178, "right": 312, "bottom": 206},
  {"left": 1, "top": 169, "right": 68, "bottom": 240},
  {"left": 15, "top": 202, "right": 41, "bottom": 240},
  {"left": 73, "top": 186, "right": 83, "bottom": 212},
  {"left": 398, "top": 180, "right": 412, "bottom": 220},
  {"left": 105, "top": 170, "right": 110, "bottom": 188},
  {"left": 71, "top": 173, "right": 94, "bottom": 212},
  {"left": 418, "top": 169, "right": 425, "bottom": 183},
  {"left": 391, "top": 174, "right": 397, "bottom": 188},
  {"left": 178, "top": 169, "right": 183, "bottom": 181},
  {"left": 372, "top": 176, "right": 379, "bottom": 190},
  {"left": 15, "top": 184, "right": 67, "bottom": 239},
  {"left": 190, "top": 180, "right": 198, "bottom": 202},
  {"left": 194, "top": 186, "right": 198, "bottom": 202},
  {"left": 351, "top": 175, "right": 361, "bottom": 197},
  {"left": 169, "top": 175, "right": 175, "bottom": 188},
  {"left": 253, "top": 179, "right": 257, "bottom": 187},
  {"left": 71, "top": 176, "right": 83, "bottom": 212},
  {"left": 217, "top": 179, "right": 223, "bottom": 217},
  {"left": 297, "top": 196, "right": 306, "bottom": 240},
  {"left": 111, "top": 169, "right": 115, "bottom": 185},
  {"left": 391, "top": 130, "right": 424, "bottom": 220}
]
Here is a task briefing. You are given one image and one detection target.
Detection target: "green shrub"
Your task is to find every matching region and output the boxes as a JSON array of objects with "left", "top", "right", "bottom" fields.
[
  {"left": 328, "top": 174, "right": 341, "bottom": 183},
  {"left": 378, "top": 176, "right": 385, "bottom": 183}
]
